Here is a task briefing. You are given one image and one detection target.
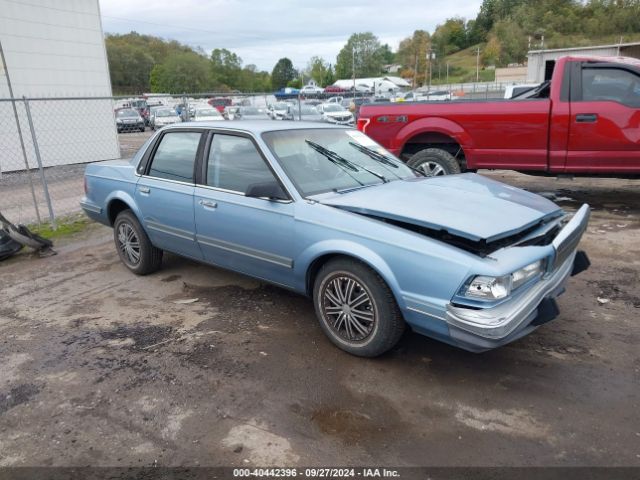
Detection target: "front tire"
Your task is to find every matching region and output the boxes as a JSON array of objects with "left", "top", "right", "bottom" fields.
[
  {"left": 113, "top": 210, "right": 163, "bottom": 275},
  {"left": 313, "top": 258, "right": 405, "bottom": 357},
  {"left": 407, "top": 148, "right": 461, "bottom": 176}
]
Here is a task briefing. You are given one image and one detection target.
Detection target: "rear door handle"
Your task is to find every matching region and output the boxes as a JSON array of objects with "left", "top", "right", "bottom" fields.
[
  {"left": 576, "top": 113, "right": 598, "bottom": 123},
  {"left": 139, "top": 186, "right": 150, "bottom": 194},
  {"left": 199, "top": 199, "right": 217, "bottom": 209}
]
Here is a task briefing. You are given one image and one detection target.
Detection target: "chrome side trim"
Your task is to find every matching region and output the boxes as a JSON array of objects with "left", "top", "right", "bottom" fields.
[
  {"left": 146, "top": 220, "right": 195, "bottom": 241},
  {"left": 196, "top": 234, "right": 293, "bottom": 268},
  {"left": 406, "top": 307, "right": 447, "bottom": 322},
  {"left": 139, "top": 175, "right": 194, "bottom": 188},
  {"left": 402, "top": 293, "right": 447, "bottom": 321},
  {"left": 80, "top": 201, "right": 102, "bottom": 214},
  {"left": 86, "top": 174, "right": 137, "bottom": 184},
  {"left": 195, "top": 184, "right": 294, "bottom": 205}
]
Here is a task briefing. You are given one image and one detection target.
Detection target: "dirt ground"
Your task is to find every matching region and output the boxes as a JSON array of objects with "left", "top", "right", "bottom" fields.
[{"left": 0, "top": 171, "right": 639, "bottom": 468}]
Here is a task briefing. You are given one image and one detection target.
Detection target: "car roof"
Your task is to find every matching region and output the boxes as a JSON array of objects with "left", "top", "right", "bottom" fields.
[{"left": 163, "top": 120, "right": 349, "bottom": 134}]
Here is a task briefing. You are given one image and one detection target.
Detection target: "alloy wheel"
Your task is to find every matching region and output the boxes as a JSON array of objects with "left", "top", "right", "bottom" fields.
[
  {"left": 117, "top": 222, "right": 141, "bottom": 266},
  {"left": 321, "top": 274, "right": 376, "bottom": 342},
  {"left": 418, "top": 161, "right": 446, "bottom": 176}
]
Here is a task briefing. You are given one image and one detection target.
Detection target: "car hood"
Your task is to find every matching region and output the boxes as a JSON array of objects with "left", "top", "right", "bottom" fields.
[{"left": 319, "top": 173, "right": 562, "bottom": 243}]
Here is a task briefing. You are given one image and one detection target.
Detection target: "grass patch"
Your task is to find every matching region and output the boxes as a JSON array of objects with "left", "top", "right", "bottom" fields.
[{"left": 30, "top": 214, "right": 93, "bottom": 240}]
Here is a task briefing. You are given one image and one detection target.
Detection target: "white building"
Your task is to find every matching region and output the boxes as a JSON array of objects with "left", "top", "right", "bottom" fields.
[
  {"left": 527, "top": 42, "right": 640, "bottom": 82},
  {"left": 0, "top": 0, "right": 119, "bottom": 174}
]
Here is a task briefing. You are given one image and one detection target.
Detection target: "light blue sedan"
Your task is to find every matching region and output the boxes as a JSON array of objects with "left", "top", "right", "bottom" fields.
[{"left": 81, "top": 122, "right": 590, "bottom": 357}]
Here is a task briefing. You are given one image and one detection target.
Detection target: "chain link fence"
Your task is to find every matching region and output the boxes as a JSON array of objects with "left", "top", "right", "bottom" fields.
[{"left": 0, "top": 83, "right": 507, "bottom": 227}]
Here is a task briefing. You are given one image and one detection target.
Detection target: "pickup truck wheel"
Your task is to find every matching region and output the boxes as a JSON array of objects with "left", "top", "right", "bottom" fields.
[
  {"left": 313, "top": 258, "right": 405, "bottom": 357},
  {"left": 114, "top": 210, "right": 163, "bottom": 275},
  {"left": 408, "top": 148, "right": 461, "bottom": 176}
]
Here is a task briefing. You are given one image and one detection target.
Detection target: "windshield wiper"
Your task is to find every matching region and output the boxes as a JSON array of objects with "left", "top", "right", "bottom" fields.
[
  {"left": 305, "top": 140, "right": 389, "bottom": 184},
  {"left": 349, "top": 141, "right": 425, "bottom": 177}
]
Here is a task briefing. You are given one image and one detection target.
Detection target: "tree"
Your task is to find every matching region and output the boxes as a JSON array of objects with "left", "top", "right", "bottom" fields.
[
  {"left": 149, "top": 51, "right": 212, "bottom": 93},
  {"left": 271, "top": 58, "right": 297, "bottom": 90},
  {"left": 482, "top": 35, "right": 502, "bottom": 65},
  {"left": 378, "top": 44, "right": 396, "bottom": 64},
  {"left": 396, "top": 30, "right": 430, "bottom": 86},
  {"left": 307, "top": 56, "right": 329, "bottom": 86},
  {"left": 105, "top": 32, "right": 194, "bottom": 94},
  {"left": 335, "top": 32, "right": 384, "bottom": 79},
  {"left": 431, "top": 17, "right": 468, "bottom": 57},
  {"left": 323, "top": 64, "right": 335, "bottom": 87},
  {"left": 106, "top": 42, "right": 155, "bottom": 94},
  {"left": 210, "top": 48, "right": 242, "bottom": 89},
  {"left": 492, "top": 18, "right": 528, "bottom": 65}
]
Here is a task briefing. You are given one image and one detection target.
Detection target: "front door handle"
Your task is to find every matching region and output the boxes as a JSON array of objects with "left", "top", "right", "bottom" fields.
[
  {"left": 576, "top": 113, "right": 598, "bottom": 123},
  {"left": 199, "top": 199, "right": 217, "bottom": 209},
  {"left": 139, "top": 186, "right": 151, "bottom": 194}
]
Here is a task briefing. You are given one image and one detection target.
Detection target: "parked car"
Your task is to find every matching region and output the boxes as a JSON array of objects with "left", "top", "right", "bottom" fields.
[
  {"left": 193, "top": 107, "right": 225, "bottom": 122},
  {"left": 176, "top": 103, "right": 196, "bottom": 121},
  {"left": 401, "top": 90, "right": 451, "bottom": 102},
  {"left": 234, "top": 106, "right": 270, "bottom": 120},
  {"left": 129, "top": 99, "right": 150, "bottom": 125},
  {"left": 208, "top": 97, "right": 233, "bottom": 113},
  {"left": 504, "top": 83, "right": 540, "bottom": 99},
  {"left": 300, "top": 84, "right": 324, "bottom": 95},
  {"left": 358, "top": 55, "right": 640, "bottom": 176},
  {"left": 323, "top": 85, "right": 348, "bottom": 94},
  {"left": 316, "top": 103, "right": 354, "bottom": 125},
  {"left": 288, "top": 105, "right": 323, "bottom": 122},
  {"left": 223, "top": 106, "right": 240, "bottom": 120},
  {"left": 81, "top": 122, "right": 591, "bottom": 357},
  {"left": 269, "top": 102, "right": 292, "bottom": 120},
  {"left": 349, "top": 97, "right": 374, "bottom": 118},
  {"left": 115, "top": 109, "right": 145, "bottom": 133},
  {"left": 326, "top": 96, "right": 344, "bottom": 104},
  {"left": 150, "top": 107, "right": 181, "bottom": 130}
]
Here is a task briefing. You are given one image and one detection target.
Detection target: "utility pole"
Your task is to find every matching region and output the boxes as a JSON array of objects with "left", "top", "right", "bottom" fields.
[
  {"left": 475, "top": 46, "right": 481, "bottom": 83},
  {"left": 428, "top": 49, "right": 434, "bottom": 93},
  {"left": 617, "top": 36, "right": 623, "bottom": 55},
  {"left": 352, "top": 47, "right": 356, "bottom": 95}
]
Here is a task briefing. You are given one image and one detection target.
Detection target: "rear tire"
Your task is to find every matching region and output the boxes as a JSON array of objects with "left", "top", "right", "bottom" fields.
[
  {"left": 407, "top": 148, "right": 461, "bottom": 176},
  {"left": 313, "top": 258, "right": 405, "bottom": 357},
  {"left": 114, "top": 210, "right": 162, "bottom": 275}
]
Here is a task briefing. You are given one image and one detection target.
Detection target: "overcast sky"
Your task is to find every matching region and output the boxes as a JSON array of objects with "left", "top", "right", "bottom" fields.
[{"left": 99, "top": 0, "right": 482, "bottom": 71}]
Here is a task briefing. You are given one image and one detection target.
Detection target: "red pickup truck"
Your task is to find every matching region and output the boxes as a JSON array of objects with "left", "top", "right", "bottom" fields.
[{"left": 357, "top": 56, "right": 640, "bottom": 176}]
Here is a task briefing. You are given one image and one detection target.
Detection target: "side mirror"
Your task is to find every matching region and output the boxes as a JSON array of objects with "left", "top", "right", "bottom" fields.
[{"left": 245, "top": 181, "right": 288, "bottom": 201}]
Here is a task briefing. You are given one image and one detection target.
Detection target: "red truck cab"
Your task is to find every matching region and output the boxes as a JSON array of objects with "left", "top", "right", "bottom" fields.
[{"left": 358, "top": 56, "right": 640, "bottom": 176}]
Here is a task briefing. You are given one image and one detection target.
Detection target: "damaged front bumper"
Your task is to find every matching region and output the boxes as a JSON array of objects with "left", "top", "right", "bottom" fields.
[{"left": 445, "top": 204, "right": 591, "bottom": 352}]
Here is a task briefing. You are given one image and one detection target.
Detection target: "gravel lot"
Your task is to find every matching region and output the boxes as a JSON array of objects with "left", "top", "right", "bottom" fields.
[{"left": 0, "top": 132, "right": 639, "bottom": 468}]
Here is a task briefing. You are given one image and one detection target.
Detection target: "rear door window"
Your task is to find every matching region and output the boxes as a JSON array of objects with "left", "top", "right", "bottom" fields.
[{"left": 147, "top": 132, "right": 202, "bottom": 183}]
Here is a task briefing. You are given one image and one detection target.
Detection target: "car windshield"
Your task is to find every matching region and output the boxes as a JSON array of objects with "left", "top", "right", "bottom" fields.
[
  {"left": 156, "top": 109, "right": 176, "bottom": 117},
  {"left": 273, "top": 103, "right": 288, "bottom": 110},
  {"left": 196, "top": 109, "right": 221, "bottom": 117},
  {"left": 322, "top": 104, "right": 344, "bottom": 112},
  {"left": 116, "top": 109, "right": 138, "bottom": 118},
  {"left": 300, "top": 106, "right": 319, "bottom": 115},
  {"left": 262, "top": 128, "right": 419, "bottom": 196}
]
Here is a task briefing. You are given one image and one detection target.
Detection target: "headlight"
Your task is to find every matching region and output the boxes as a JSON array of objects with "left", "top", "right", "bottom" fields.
[
  {"left": 466, "top": 275, "right": 511, "bottom": 300},
  {"left": 511, "top": 260, "right": 544, "bottom": 290},
  {"left": 465, "top": 260, "right": 544, "bottom": 301}
]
